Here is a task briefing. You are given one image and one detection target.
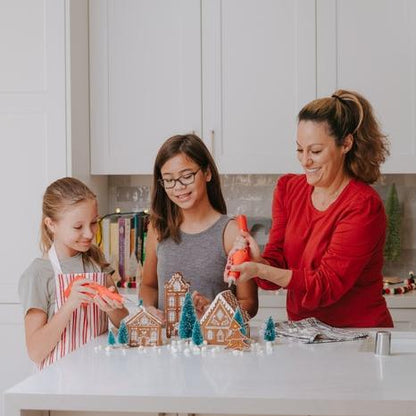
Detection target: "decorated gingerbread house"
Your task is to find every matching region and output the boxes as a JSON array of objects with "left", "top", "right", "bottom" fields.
[
  {"left": 164, "top": 272, "right": 190, "bottom": 338},
  {"left": 200, "top": 290, "right": 251, "bottom": 345},
  {"left": 225, "top": 318, "right": 251, "bottom": 351},
  {"left": 125, "top": 307, "right": 163, "bottom": 347}
]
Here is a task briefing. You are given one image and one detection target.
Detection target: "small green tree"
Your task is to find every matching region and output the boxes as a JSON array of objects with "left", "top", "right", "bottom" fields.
[
  {"left": 233, "top": 307, "right": 246, "bottom": 336},
  {"left": 108, "top": 329, "right": 116, "bottom": 345},
  {"left": 264, "top": 316, "right": 276, "bottom": 342},
  {"left": 117, "top": 321, "right": 129, "bottom": 344},
  {"left": 384, "top": 183, "right": 401, "bottom": 262},
  {"left": 192, "top": 319, "right": 204, "bottom": 346},
  {"left": 178, "top": 292, "right": 197, "bottom": 339}
]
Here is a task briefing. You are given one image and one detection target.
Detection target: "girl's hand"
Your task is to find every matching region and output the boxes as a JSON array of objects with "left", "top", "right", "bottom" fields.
[
  {"left": 94, "top": 286, "right": 124, "bottom": 312},
  {"left": 66, "top": 278, "right": 95, "bottom": 309},
  {"left": 192, "top": 291, "right": 211, "bottom": 319}
]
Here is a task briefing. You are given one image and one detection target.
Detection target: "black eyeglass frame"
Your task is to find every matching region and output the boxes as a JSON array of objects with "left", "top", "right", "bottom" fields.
[{"left": 158, "top": 168, "right": 202, "bottom": 190}]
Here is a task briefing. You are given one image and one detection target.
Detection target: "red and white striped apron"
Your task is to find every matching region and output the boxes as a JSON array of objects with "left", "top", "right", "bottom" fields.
[{"left": 40, "top": 246, "right": 108, "bottom": 369}]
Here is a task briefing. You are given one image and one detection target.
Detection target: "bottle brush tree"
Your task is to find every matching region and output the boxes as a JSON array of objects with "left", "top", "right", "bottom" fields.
[
  {"left": 384, "top": 183, "right": 401, "bottom": 262},
  {"left": 233, "top": 307, "right": 246, "bottom": 335},
  {"left": 192, "top": 319, "right": 204, "bottom": 346},
  {"left": 108, "top": 329, "right": 116, "bottom": 346},
  {"left": 117, "top": 320, "right": 129, "bottom": 345},
  {"left": 264, "top": 316, "right": 276, "bottom": 342},
  {"left": 178, "top": 292, "right": 197, "bottom": 339}
]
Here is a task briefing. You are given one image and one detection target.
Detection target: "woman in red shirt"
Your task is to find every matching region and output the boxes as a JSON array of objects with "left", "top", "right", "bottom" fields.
[{"left": 228, "top": 89, "right": 393, "bottom": 327}]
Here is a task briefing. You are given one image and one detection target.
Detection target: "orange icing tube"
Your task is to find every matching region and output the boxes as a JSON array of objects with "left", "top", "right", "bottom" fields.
[
  {"left": 64, "top": 275, "right": 123, "bottom": 304},
  {"left": 227, "top": 215, "right": 250, "bottom": 285}
]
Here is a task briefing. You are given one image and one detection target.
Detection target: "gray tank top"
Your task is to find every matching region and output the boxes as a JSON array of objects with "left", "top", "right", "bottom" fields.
[{"left": 157, "top": 215, "right": 232, "bottom": 309}]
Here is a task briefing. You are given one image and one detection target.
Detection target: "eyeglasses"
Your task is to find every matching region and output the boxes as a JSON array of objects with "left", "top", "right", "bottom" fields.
[{"left": 159, "top": 168, "right": 201, "bottom": 190}]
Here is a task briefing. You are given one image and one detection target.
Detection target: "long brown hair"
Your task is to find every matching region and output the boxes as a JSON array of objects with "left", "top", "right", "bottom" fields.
[
  {"left": 40, "top": 177, "right": 108, "bottom": 269},
  {"left": 298, "top": 89, "right": 389, "bottom": 184},
  {"left": 151, "top": 134, "right": 226, "bottom": 242}
]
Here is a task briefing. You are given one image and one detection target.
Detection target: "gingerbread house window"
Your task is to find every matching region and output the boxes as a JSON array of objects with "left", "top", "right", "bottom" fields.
[
  {"left": 168, "top": 296, "right": 175, "bottom": 307},
  {"left": 140, "top": 316, "right": 149, "bottom": 325},
  {"left": 207, "top": 330, "right": 213, "bottom": 340},
  {"left": 168, "top": 311, "right": 175, "bottom": 322},
  {"left": 173, "top": 281, "right": 181, "bottom": 291}
]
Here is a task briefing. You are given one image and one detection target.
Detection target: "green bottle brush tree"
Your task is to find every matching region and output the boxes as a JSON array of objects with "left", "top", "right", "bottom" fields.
[{"left": 384, "top": 183, "right": 402, "bottom": 262}]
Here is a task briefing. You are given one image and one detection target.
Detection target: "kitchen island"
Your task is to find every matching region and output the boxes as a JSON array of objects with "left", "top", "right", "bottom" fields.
[
  {"left": 254, "top": 289, "right": 416, "bottom": 329},
  {"left": 4, "top": 330, "right": 416, "bottom": 416}
]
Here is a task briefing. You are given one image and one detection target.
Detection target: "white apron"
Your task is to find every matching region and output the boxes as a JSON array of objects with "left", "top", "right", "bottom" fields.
[{"left": 40, "top": 246, "right": 108, "bottom": 369}]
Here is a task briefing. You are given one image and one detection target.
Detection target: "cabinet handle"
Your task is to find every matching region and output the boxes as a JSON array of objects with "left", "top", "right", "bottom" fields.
[{"left": 211, "top": 129, "right": 215, "bottom": 157}]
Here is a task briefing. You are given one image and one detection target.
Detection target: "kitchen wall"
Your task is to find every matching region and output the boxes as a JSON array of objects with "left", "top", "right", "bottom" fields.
[{"left": 108, "top": 174, "right": 416, "bottom": 277}]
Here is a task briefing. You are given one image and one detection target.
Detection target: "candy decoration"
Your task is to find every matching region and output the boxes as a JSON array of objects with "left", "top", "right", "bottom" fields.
[{"left": 382, "top": 272, "right": 416, "bottom": 295}]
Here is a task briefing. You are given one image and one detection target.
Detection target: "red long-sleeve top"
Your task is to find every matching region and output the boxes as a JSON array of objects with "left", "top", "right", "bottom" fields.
[{"left": 256, "top": 174, "right": 393, "bottom": 328}]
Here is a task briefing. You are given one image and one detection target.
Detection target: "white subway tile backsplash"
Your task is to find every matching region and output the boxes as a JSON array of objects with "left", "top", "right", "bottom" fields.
[{"left": 108, "top": 173, "right": 416, "bottom": 276}]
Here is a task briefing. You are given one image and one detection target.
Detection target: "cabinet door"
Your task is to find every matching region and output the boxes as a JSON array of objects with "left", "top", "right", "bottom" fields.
[
  {"left": 202, "top": 0, "right": 316, "bottom": 174},
  {"left": 0, "top": 306, "right": 35, "bottom": 416},
  {"left": 0, "top": 0, "right": 67, "bottom": 304},
  {"left": 317, "top": 0, "right": 416, "bottom": 173},
  {"left": 90, "top": 0, "right": 202, "bottom": 174}
]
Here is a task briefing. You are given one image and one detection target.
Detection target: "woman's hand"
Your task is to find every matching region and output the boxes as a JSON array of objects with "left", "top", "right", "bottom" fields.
[
  {"left": 224, "top": 231, "right": 263, "bottom": 283},
  {"left": 241, "top": 231, "right": 262, "bottom": 262},
  {"left": 192, "top": 291, "right": 211, "bottom": 319},
  {"left": 230, "top": 261, "right": 260, "bottom": 284}
]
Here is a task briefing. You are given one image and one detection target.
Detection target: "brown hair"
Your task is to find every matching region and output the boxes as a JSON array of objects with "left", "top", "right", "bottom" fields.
[
  {"left": 40, "top": 177, "right": 108, "bottom": 269},
  {"left": 151, "top": 134, "right": 226, "bottom": 242},
  {"left": 298, "top": 89, "right": 389, "bottom": 184}
]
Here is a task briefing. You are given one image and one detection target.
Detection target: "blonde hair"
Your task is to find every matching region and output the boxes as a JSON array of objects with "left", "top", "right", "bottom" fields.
[
  {"left": 40, "top": 177, "right": 108, "bottom": 269},
  {"left": 298, "top": 89, "right": 390, "bottom": 184}
]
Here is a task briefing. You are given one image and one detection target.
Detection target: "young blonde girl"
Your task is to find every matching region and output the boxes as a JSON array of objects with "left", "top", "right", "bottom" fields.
[{"left": 19, "top": 177, "right": 128, "bottom": 368}]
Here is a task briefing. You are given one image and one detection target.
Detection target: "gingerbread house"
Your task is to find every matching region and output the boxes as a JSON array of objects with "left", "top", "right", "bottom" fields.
[
  {"left": 125, "top": 307, "right": 163, "bottom": 347},
  {"left": 200, "top": 290, "right": 251, "bottom": 345},
  {"left": 164, "top": 272, "right": 190, "bottom": 338}
]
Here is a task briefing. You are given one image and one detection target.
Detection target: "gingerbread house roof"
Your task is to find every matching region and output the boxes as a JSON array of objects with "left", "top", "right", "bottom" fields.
[
  {"left": 200, "top": 290, "right": 251, "bottom": 325},
  {"left": 164, "top": 271, "right": 190, "bottom": 291},
  {"left": 125, "top": 307, "right": 163, "bottom": 327}
]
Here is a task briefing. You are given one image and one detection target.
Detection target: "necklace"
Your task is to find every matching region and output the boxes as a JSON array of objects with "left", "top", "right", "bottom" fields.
[{"left": 312, "top": 180, "right": 349, "bottom": 210}]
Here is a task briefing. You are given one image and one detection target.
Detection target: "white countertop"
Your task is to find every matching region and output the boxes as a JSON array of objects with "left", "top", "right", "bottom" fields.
[{"left": 4, "top": 330, "right": 416, "bottom": 416}]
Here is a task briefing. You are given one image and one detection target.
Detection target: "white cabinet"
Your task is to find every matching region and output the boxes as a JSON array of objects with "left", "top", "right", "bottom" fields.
[
  {"left": 90, "top": 0, "right": 416, "bottom": 175},
  {"left": 202, "top": 0, "right": 316, "bottom": 174},
  {"left": 0, "top": 2, "right": 107, "bottom": 415},
  {"left": 255, "top": 290, "right": 416, "bottom": 330},
  {"left": 317, "top": 0, "right": 416, "bottom": 173},
  {"left": 89, "top": 0, "right": 202, "bottom": 174},
  {"left": 0, "top": 1, "right": 67, "bottom": 413},
  {"left": 89, "top": 0, "right": 317, "bottom": 174}
]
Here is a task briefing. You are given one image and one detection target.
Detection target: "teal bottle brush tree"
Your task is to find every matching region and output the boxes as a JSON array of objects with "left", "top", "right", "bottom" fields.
[
  {"left": 178, "top": 292, "right": 197, "bottom": 339},
  {"left": 384, "top": 183, "right": 402, "bottom": 262}
]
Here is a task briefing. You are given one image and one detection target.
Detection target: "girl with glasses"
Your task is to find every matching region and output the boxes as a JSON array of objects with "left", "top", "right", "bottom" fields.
[{"left": 140, "top": 134, "right": 258, "bottom": 322}]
